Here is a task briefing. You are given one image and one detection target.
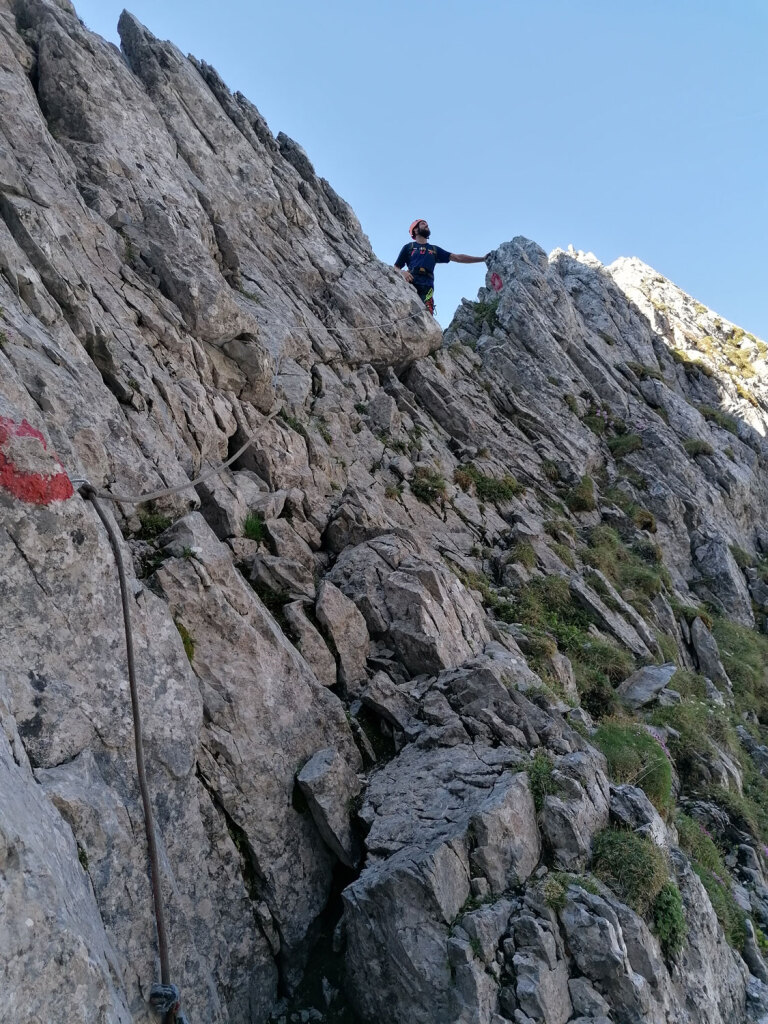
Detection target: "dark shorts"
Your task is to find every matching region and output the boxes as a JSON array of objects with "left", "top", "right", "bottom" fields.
[{"left": 413, "top": 281, "right": 435, "bottom": 315}]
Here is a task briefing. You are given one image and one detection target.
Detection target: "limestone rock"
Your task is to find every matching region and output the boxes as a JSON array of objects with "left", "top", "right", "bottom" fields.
[
  {"left": 691, "top": 532, "right": 755, "bottom": 627},
  {"left": 570, "top": 575, "right": 652, "bottom": 659},
  {"left": 469, "top": 772, "right": 541, "bottom": 894},
  {"left": 328, "top": 533, "right": 490, "bottom": 676},
  {"left": 690, "top": 616, "right": 733, "bottom": 691},
  {"left": 315, "top": 579, "right": 370, "bottom": 689},
  {"left": 2, "top": 2, "right": 768, "bottom": 1020},
  {"left": 283, "top": 600, "right": 338, "bottom": 687},
  {"left": 0, "top": 692, "right": 133, "bottom": 1024},
  {"left": 297, "top": 747, "right": 362, "bottom": 868},
  {"left": 343, "top": 743, "right": 533, "bottom": 1024},
  {"left": 361, "top": 670, "right": 422, "bottom": 736},
  {"left": 540, "top": 751, "right": 611, "bottom": 870},
  {"left": 153, "top": 513, "right": 361, "bottom": 963},
  {"left": 609, "top": 784, "right": 667, "bottom": 846},
  {"left": 617, "top": 662, "right": 678, "bottom": 708}
]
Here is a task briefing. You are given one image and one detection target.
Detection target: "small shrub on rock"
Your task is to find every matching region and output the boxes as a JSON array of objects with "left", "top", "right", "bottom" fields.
[
  {"left": 565, "top": 475, "right": 597, "bottom": 512},
  {"left": 607, "top": 434, "right": 644, "bottom": 458},
  {"left": 653, "top": 881, "right": 687, "bottom": 956},
  {"left": 411, "top": 466, "right": 446, "bottom": 504},
  {"left": 592, "top": 827, "right": 668, "bottom": 916},
  {"left": 243, "top": 510, "right": 266, "bottom": 541},
  {"left": 631, "top": 505, "right": 657, "bottom": 532},
  {"left": 626, "top": 361, "right": 664, "bottom": 380},
  {"left": 136, "top": 504, "right": 172, "bottom": 539},
  {"left": 542, "top": 875, "right": 567, "bottom": 911},
  {"left": 506, "top": 540, "right": 537, "bottom": 569},
  {"left": 479, "top": 472, "right": 525, "bottom": 502},
  {"left": 576, "top": 668, "right": 620, "bottom": 720},
  {"left": 564, "top": 394, "right": 580, "bottom": 414},
  {"left": 697, "top": 404, "right": 739, "bottom": 434},
  {"left": 684, "top": 438, "right": 714, "bottom": 458},
  {"left": 582, "top": 525, "right": 670, "bottom": 615},
  {"left": 526, "top": 750, "right": 559, "bottom": 811},
  {"left": 454, "top": 463, "right": 524, "bottom": 501},
  {"left": 729, "top": 544, "right": 753, "bottom": 569},
  {"left": 651, "top": 700, "right": 715, "bottom": 788},
  {"left": 473, "top": 297, "right": 499, "bottom": 329},
  {"left": 175, "top": 620, "right": 195, "bottom": 663}
]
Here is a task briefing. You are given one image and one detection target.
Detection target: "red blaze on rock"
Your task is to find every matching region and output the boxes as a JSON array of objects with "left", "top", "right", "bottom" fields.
[{"left": 0, "top": 417, "right": 74, "bottom": 504}]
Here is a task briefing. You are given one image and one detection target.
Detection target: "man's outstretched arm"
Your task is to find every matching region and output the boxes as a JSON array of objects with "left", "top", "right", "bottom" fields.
[{"left": 450, "top": 253, "right": 487, "bottom": 264}]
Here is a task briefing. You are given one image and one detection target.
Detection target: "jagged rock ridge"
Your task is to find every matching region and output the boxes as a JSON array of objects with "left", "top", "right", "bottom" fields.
[{"left": 4, "top": 3, "right": 768, "bottom": 1024}]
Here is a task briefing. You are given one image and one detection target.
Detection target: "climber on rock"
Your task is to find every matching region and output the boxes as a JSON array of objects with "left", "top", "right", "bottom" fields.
[{"left": 394, "top": 219, "right": 488, "bottom": 315}]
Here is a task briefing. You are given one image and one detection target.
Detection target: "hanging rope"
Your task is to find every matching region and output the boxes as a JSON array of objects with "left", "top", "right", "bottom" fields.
[
  {"left": 81, "top": 485, "right": 185, "bottom": 1024},
  {"left": 72, "top": 406, "right": 281, "bottom": 507},
  {"left": 252, "top": 302, "right": 427, "bottom": 335}
]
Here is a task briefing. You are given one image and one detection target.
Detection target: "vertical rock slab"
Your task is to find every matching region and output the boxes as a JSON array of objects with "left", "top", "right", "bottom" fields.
[
  {"left": 154, "top": 513, "right": 361, "bottom": 965},
  {"left": 315, "top": 579, "right": 370, "bottom": 689},
  {"left": 0, "top": 686, "right": 132, "bottom": 1024}
]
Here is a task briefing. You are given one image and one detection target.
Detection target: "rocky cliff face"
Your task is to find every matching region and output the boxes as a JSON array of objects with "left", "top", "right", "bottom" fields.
[{"left": 4, "top": 3, "right": 768, "bottom": 1024}]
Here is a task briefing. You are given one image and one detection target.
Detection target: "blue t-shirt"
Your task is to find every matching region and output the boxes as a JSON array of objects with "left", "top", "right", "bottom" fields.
[{"left": 395, "top": 241, "right": 452, "bottom": 289}]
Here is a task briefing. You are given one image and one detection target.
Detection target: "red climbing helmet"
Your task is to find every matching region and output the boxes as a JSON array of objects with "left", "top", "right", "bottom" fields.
[{"left": 409, "top": 219, "right": 426, "bottom": 238}]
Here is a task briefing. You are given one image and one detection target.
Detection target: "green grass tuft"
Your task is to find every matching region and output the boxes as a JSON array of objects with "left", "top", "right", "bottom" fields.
[
  {"left": 565, "top": 475, "right": 597, "bottom": 512},
  {"left": 697, "top": 404, "right": 739, "bottom": 434},
  {"left": 411, "top": 466, "right": 447, "bottom": 504},
  {"left": 136, "top": 505, "right": 172, "bottom": 540},
  {"left": 607, "top": 434, "right": 644, "bottom": 458},
  {"left": 592, "top": 827, "right": 668, "bottom": 916},
  {"left": 653, "top": 881, "right": 687, "bottom": 956},
  {"left": 593, "top": 720, "right": 673, "bottom": 815},
  {"left": 175, "top": 620, "right": 195, "bottom": 663},
  {"left": 627, "top": 361, "right": 665, "bottom": 381},
  {"left": 684, "top": 438, "right": 715, "bottom": 457},
  {"left": 507, "top": 540, "right": 537, "bottom": 569},
  {"left": 243, "top": 510, "right": 266, "bottom": 541},
  {"left": 455, "top": 462, "right": 525, "bottom": 501},
  {"left": 526, "top": 750, "right": 559, "bottom": 812}
]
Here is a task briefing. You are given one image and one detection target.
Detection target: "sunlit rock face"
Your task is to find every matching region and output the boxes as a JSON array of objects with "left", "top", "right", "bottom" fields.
[{"left": 3, "top": 3, "right": 768, "bottom": 1023}]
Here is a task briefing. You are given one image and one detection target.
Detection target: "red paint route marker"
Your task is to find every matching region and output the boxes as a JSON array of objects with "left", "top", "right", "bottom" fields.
[
  {"left": 0, "top": 417, "right": 74, "bottom": 504},
  {"left": 490, "top": 272, "right": 503, "bottom": 292}
]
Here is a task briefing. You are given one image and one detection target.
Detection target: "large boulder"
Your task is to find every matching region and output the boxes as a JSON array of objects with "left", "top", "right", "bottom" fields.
[
  {"left": 691, "top": 532, "right": 754, "bottom": 627},
  {"left": 343, "top": 743, "right": 540, "bottom": 1024},
  {"left": 617, "top": 662, "right": 678, "bottom": 709},
  {"left": 328, "top": 533, "right": 490, "bottom": 676}
]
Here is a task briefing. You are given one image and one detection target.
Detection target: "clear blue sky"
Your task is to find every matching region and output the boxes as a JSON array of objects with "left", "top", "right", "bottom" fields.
[{"left": 75, "top": 1, "right": 768, "bottom": 334}]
